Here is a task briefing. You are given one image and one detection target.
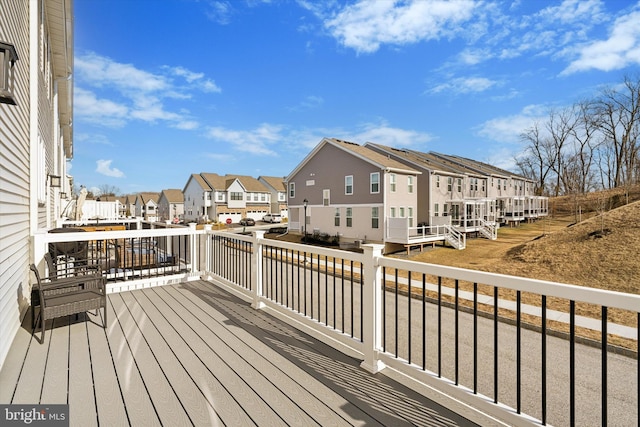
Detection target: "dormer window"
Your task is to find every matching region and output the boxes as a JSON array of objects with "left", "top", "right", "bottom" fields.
[{"left": 0, "top": 42, "right": 18, "bottom": 105}]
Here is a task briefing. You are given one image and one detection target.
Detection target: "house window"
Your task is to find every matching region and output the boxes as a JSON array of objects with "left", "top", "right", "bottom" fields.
[
  {"left": 346, "top": 208, "right": 353, "bottom": 227},
  {"left": 407, "top": 176, "right": 414, "bottom": 193},
  {"left": 370, "top": 172, "right": 380, "bottom": 193},
  {"left": 323, "top": 189, "right": 330, "bottom": 206},
  {"left": 0, "top": 42, "right": 19, "bottom": 105},
  {"left": 260, "top": 193, "right": 266, "bottom": 201},
  {"left": 443, "top": 204, "right": 449, "bottom": 216},
  {"left": 399, "top": 207, "right": 405, "bottom": 218},
  {"left": 334, "top": 208, "right": 340, "bottom": 226},
  {"left": 390, "top": 207, "right": 396, "bottom": 218},
  {"left": 447, "top": 177, "right": 452, "bottom": 192},
  {"left": 434, "top": 204, "right": 439, "bottom": 216},
  {"left": 436, "top": 175, "right": 440, "bottom": 188},
  {"left": 371, "top": 207, "right": 379, "bottom": 229},
  {"left": 408, "top": 207, "right": 413, "bottom": 227},
  {"left": 230, "top": 192, "right": 243, "bottom": 201},
  {"left": 289, "top": 182, "right": 295, "bottom": 198},
  {"left": 345, "top": 176, "right": 353, "bottom": 195},
  {"left": 457, "top": 178, "right": 462, "bottom": 192},
  {"left": 390, "top": 174, "right": 396, "bottom": 192}
]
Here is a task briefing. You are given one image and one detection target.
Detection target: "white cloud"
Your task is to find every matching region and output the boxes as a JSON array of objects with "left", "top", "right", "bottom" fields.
[
  {"left": 74, "top": 88, "right": 129, "bottom": 127},
  {"left": 325, "top": 0, "right": 478, "bottom": 53},
  {"left": 429, "top": 76, "right": 498, "bottom": 95},
  {"left": 206, "top": 1, "right": 233, "bottom": 25},
  {"left": 75, "top": 53, "right": 220, "bottom": 128},
  {"left": 288, "top": 95, "right": 324, "bottom": 111},
  {"left": 96, "top": 159, "right": 125, "bottom": 178},
  {"left": 476, "top": 104, "right": 547, "bottom": 144},
  {"left": 205, "top": 123, "right": 282, "bottom": 156},
  {"left": 76, "top": 52, "right": 168, "bottom": 92},
  {"left": 562, "top": 9, "right": 640, "bottom": 74},
  {"left": 350, "top": 121, "right": 435, "bottom": 147}
]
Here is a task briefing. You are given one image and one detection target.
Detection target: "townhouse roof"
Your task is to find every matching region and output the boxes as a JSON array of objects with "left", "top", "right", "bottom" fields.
[
  {"left": 200, "top": 173, "right": 269, "bottom": 192},
  {"left": 190, "top": 173, "right": 213, "bottom": 191},
  {"left": 137, "top": 192, "right": 160, "bottom": 204},
  {"left": 160, "top": 189, "right": 184, "bottom": 203},
  {"left": 431, "top": 153, "right": 530, "bottom": 181},
  {"left": 365, "top": 143, "right": 463, "bottom": 176},
  {"left": 225, "top": 175, "right": 269, "bottom": 193},
  {"left": 287, "top": 137, "right": 420, "bottom": 180},
  {"left": 259, "top": 176, "right": 286, "bottom": 192}
]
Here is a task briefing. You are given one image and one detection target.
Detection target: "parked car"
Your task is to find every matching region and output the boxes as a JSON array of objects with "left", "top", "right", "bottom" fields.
[
  {"left": 262, "top": 213, "right": 282, "bottom": 223},
  {"left": 239, "top": 218, "right": 255, "bottom": 226}
]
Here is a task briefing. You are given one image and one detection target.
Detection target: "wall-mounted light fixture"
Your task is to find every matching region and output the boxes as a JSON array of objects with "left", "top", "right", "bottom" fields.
[
  {"left": 49, "top": 175, "right": 61, "bottom": 188},
  {"left": 0, "top": 41, "right": 18, "bottom": 105}
]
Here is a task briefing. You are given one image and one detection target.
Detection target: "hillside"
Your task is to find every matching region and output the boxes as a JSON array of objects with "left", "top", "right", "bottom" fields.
[{"left": 406, "top": 191, "right": 640, "bottom": 296}]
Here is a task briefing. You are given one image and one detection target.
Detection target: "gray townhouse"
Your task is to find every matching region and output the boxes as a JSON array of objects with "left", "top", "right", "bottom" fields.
[
  {"left": 258, "top": 176, "right": 288, "bottom": 218},
  {"left": 157, "top": 189, "right": 184, "bottom": 223},
  {"left": 286, "top": 138, "right": 421, "bottom": 251}
]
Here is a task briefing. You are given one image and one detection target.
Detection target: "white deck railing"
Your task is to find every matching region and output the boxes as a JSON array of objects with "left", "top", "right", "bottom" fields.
[{"left": 34, "top": 225, "right": 639, "bottom": 426}]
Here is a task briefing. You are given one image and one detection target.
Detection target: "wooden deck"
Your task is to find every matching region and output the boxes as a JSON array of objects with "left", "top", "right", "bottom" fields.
[{"left": 0, "top": 280, "right": 476, "bottom": 426}]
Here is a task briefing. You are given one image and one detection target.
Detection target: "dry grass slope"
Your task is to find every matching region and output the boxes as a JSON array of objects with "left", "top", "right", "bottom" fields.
[{"left": 407, "top": 187, "right": 640, "bottom": 296}]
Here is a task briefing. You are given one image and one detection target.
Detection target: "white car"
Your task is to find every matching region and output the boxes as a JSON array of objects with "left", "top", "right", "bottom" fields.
[{"left": 262, "top": 213, "right": 282, "bottom": 223}]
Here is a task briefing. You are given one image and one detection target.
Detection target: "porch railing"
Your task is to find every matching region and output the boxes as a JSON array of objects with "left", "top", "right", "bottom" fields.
[{"left": 35, "top": 226, "right": 639, "bottom": 426}]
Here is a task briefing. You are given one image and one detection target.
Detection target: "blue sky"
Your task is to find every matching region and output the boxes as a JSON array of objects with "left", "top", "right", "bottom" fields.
[{"left": 71, "top": 0, "right": 640, "bottom": 195}]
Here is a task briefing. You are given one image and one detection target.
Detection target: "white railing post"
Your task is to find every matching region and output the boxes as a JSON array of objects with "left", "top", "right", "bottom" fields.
[
  {"left": 189, "top": 223, "right": 197, "bottom": 272},
  {"left": 251, "top": 230, "right": 266, "bottom": 310},
  {"left": 203, "top": 224, "right": 212, "bottom": 274},
  {"left": 360, "top": 243, "right": 386, "bottom": 374}
]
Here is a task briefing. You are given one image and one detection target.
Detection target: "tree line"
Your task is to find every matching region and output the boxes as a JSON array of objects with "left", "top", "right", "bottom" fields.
[{"left": 516, "top": 74, "right": 640, "bottom": 197}]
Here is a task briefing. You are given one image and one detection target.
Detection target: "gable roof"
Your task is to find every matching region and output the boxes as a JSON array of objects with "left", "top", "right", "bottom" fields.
[
  {"left": 430, "top": 152, "right": 530, "bottom": 181},
  {"left": 287, "top": 137, "right": 420, "bottom": 180},
  {"left": 365, "top": 143, "right": 464, "bottom": 176},
  {"left": 160, "top": 189, "right": 184, "bottom": 203},
  {"left": 259, "top": 176, "right": 286, "bottom": 192},
  {"left": 137, "top": 192, "right": 160, "bottom": 204}
]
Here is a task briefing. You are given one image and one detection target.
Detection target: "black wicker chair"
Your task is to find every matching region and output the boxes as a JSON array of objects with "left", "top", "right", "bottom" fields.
[{"left": 30, "top": 264, "right": 107, "bottom": 343}]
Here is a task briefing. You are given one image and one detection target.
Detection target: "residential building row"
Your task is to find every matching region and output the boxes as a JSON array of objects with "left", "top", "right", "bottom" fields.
[
  {"left": 285, "top": 138, "right": 548, "bottom": 252},
  {"left": 82, "top": 174, "right": 288, "bottom": 225}
]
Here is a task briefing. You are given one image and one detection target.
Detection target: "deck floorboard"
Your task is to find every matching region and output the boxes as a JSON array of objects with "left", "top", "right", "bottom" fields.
[{"left": 1, "top": 280, "right": 477, "bottom": 427}]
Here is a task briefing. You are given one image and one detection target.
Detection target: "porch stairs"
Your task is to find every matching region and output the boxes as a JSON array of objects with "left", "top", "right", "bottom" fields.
[
  {"left": 444, "top": 225, "right": 466, "bottom": 250},
  {"left": 478, "top": 219, "right": 497, "bottom": 240}
]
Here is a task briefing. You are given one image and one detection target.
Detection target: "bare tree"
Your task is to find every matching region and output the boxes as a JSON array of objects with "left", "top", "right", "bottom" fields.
[
  {"left": 97, "top": 184, "right": 121, "bottom": 198},
  {"left": 518, "top": 121, "right": 554, "bottom": 195},
  {"left": 593, "top": 74, "right": 640, "bottom": 188}
]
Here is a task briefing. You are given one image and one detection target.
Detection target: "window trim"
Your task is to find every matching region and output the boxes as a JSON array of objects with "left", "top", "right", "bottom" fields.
[
  {"left": 370, "top": 172, "right": 380, "bottom": 194},
  {"left": 345, "top": 175, "right": 353, "bottom": 195},
  {"left": 0, "top": 41, "right": 19, "bottom": 105},
  {"left": 371, "top": 207, "right": 379, "bottom": 229},
  {"left": 346, "top": 207, "right": 353, "bottom": 227},
  {"left": 289, "top": 182, "right": 295, "bottom": 198}
]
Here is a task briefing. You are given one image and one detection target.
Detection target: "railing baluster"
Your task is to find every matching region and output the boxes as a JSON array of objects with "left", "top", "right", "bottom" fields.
[
  {"left": 570, "top": 300, "right": 576, "bottom": 427},
  {"left": 517, "top": 290, "right": 521, "bottom": 414},
  {"left": 542, "top": 295, "right": 547, "bottom": 425},
  {"left": 395, "top": 268, "right": 399, "bottom": 358},
  {"left": 438, "top": 276, "right": 442, "bottom": 378},
  {"left": 408, "top": 273, "right": 412, "bottom": 365},
  {"left": 422, "top": 273, "right": 426, "bottom": 371},
  {"left": 455, "top": 279, "right": 459, "bottom": 385},
  {"left": 494, "top": 286, "right": 498, "bottom": 404},
  {"left": 602, "top": 306, "right": 607, "bottom": 426},
  {"left": 473, "top": 282, "right": 478, "bottom": 394}
]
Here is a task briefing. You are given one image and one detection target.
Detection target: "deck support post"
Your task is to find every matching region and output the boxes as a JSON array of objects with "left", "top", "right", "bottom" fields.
[
  {"left": 251, "top": 230, "right": 266, "bottom": 310},
  {"left": 360, "top": 243, "right": 385, "bottom": 374}
]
